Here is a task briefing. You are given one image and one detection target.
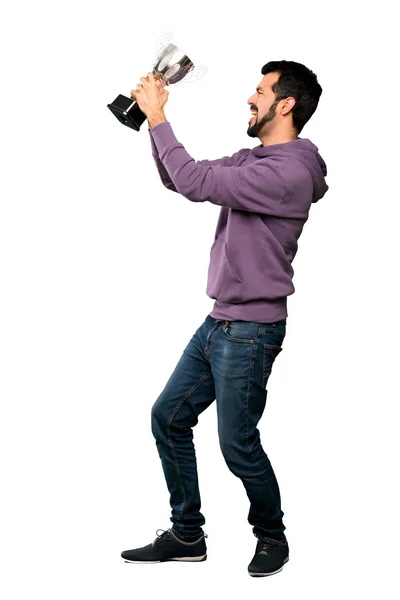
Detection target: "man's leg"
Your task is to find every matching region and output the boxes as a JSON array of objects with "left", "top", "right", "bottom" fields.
[
  {"left": 151, "top": 315, "right": 221, "bottom": 538},
  {"left": 209, "top": 318, "right": 287, "bottom": 539}
]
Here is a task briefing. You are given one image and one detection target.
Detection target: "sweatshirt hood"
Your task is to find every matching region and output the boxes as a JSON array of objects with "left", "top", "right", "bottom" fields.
[{"left": 252, "top": 137, "right": 329, "bottom": 203}]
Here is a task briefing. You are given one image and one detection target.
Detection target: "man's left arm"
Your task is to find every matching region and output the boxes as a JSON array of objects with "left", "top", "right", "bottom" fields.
[{"left": 150, "top": 121, "right": 294, "bottom": 217}]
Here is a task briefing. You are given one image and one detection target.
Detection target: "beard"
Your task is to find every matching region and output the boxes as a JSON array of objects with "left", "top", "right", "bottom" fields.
[{"left": 247, "top": 100, "right": 279, "bottom": 138}]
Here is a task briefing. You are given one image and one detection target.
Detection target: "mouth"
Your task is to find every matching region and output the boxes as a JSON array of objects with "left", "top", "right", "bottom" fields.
[{"left": 249, "top": 111, "right": 257, "bottom": 123}]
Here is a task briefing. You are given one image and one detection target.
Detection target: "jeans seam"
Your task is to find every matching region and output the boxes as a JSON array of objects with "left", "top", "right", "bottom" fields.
[
  {"left": 245, "top": 337, "right": 277, "bottom": 514},
  {"left": 165, "top": 372, "right": 213, "bottom": 521},
  {"left": 245, "top": 335, "right": 261, "bottom": 461}
]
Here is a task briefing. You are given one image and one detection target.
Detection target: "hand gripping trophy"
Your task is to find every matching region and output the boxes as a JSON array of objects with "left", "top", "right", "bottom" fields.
[{"left": 107, "top": 41, "right": 200, "bottom": 131}]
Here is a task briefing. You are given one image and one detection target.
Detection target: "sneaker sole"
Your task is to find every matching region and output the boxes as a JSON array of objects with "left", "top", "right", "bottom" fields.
[
  {"left": 123, "top": 554, "right": 207, "bottom": 563},
  {"left": 248, "top": 556, "right": 289, "bottom": 577}
]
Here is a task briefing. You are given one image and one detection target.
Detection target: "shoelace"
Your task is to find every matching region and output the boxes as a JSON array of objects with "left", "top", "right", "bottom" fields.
[
  {"left": 153, "top": 528, "right": 207, "bottom": 545},
  {"left": 153, "top": 529, "right": 173, "bottom": 546},
  {"left": 255, "top": 533, "right": 286, "bottom": 555}
]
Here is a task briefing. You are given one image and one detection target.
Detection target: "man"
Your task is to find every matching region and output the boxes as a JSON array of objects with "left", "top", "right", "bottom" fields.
[{"left": 121, "top": 60, "right": 329, "bottom": 577}]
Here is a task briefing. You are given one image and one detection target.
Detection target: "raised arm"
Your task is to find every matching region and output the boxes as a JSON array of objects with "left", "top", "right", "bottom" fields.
[{"left": 149, "top": 126, "right": 248, "bottom": 193}]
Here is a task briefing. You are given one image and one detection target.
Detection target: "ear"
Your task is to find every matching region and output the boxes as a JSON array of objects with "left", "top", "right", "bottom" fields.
[{"left": 281, "top": 97, "right": 296, "bottom": 115}]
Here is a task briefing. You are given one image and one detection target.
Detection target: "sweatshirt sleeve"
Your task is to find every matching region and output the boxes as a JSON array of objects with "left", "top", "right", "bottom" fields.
[
  {"left": 149, "top": 121, "right": 288, "bottom": 216},
  {"left": 149, "top": 126, "right": 248, "bottom": 194},
  {"left": 149, "top": 127, "right": 179, "bottom": 192}
]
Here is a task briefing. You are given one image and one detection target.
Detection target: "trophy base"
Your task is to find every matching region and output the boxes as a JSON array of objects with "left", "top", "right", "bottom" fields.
[{"left": 107, "top": 94, "right": 147, "bottom": 131}]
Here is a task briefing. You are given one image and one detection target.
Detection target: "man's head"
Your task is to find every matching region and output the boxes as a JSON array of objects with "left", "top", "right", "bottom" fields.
[{"left": 247, "top": 60, "right": 323, "bottom": 144}]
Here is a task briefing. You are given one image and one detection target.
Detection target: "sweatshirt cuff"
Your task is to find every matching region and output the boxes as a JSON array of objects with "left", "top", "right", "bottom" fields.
[
  {"left": 148, "top": 127, "right": 158, "bottom": 156},
  {"left": 149, "top": 121, "right": 175, "bottom": 154}
]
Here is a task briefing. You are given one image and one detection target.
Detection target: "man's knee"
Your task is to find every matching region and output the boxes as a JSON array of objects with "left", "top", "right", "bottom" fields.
[{"left": 151, "top": 399, "right": 167, "bottom": 439}]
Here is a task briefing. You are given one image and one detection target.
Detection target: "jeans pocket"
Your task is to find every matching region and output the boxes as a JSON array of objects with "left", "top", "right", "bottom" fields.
[
  {"left": 222, "top": 321, "right": 258, "bottom": 343},
  {"left": 261, "top": 344, "right": 283, "bottom": 387}
]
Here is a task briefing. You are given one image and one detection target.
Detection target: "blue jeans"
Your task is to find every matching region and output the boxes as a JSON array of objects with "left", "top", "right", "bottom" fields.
[{"left": 151, "top": 314, "right": 287, "bottom": 540}]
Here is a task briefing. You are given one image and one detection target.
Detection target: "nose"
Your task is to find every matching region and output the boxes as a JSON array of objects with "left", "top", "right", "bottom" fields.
[{"left": 248, "top": 94, "right": 256, "bottom": 107}]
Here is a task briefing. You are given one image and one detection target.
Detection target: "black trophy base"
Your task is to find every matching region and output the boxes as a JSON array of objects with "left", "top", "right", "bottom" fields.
[{"left": 107, "top": 94, "right": 147, "bottom": 131}]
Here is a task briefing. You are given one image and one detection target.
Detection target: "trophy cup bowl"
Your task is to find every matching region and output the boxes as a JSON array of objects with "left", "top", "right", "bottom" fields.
[{"left": 107, "top": 43, "right": 195, "bottom": 131}]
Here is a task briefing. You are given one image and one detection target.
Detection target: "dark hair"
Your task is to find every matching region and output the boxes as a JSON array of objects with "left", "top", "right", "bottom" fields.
[{"left": 261, "top": 60, "right": 322, "bottom": 134}]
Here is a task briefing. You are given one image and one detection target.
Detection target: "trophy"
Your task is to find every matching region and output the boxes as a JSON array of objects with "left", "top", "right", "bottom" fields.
[{"left": 107, "top": 42, "right": 195, "bottom": 131}]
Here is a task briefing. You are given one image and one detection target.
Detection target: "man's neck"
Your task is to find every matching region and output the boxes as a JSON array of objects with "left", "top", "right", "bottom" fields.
[{"left": 260, "top": 131, "right": 299, "bottom": 147}]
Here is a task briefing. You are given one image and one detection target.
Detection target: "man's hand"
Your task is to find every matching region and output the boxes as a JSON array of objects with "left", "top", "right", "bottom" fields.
[{"left": 130, "top": 72, "right": 169, "bottom": 118}]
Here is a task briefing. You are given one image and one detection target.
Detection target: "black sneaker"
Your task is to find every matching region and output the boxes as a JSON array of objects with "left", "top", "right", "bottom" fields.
[
  {"left": 248, "top": 533, "right": 289, "bottom": 577},
  {"left": 121, "top": 528, "right": 208, "bottom": 563}
]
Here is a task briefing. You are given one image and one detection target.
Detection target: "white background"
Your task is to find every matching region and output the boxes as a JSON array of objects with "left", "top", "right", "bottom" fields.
[{"left": 1, "top": 0, "right": 399, "bottom": 597}]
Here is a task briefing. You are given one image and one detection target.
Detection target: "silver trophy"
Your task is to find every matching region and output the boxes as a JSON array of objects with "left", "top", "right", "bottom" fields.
[{"left": 107, "top": 42, "right": 195, "bottom": 131}]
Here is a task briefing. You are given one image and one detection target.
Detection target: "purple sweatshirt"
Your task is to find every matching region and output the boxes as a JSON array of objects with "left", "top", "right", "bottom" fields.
[{"left": 149, "top": 121, "right": 329, "bottom": 323}]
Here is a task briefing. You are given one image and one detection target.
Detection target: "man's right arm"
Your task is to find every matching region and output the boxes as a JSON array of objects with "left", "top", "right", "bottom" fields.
[{"left": 149, "top": 127, "right": 248, "bottom": 193}]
